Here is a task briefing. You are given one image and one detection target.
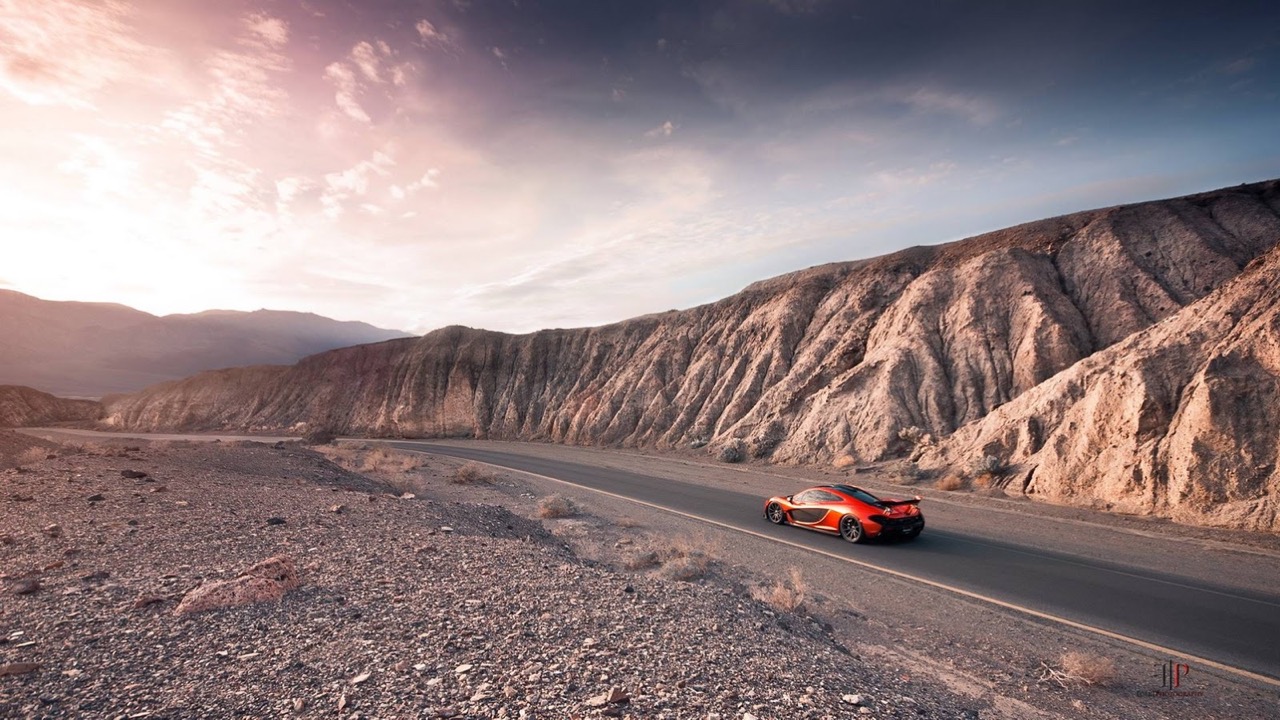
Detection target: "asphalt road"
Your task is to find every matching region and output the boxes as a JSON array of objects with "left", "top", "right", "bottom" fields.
[{"left": 391, "top": 441, "right": 1280, "bottom": 686}]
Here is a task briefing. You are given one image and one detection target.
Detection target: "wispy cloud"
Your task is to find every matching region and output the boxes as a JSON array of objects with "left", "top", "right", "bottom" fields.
[
  {"left": 324, "top": 39, "right": 414, "bottom": 122},
  {"left": 644, "top": 120, "right": 677, "bottom": 138},
  {"left": 902, "top": 87, "right": 999, "bottom": 125},
  {"left": 0, "top": 0, "right": 154, "bottom": 108}
]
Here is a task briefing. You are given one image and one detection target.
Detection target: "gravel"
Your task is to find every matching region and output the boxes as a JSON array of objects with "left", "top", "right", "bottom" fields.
[{"left": 1, "top": 440, "right": 979, "bottom": 719}]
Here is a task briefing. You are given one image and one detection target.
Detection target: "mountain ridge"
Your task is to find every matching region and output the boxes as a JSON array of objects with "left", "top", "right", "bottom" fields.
[
  {"left": 0, "top": 290, "right": 413, "bottom": 397},
  {"left": 101, "top": 179, "right": 1280, "bottom": 529}
]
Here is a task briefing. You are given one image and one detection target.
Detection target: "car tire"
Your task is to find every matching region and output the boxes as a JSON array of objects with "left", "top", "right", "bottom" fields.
[
  {"left": 765, "top": 502, "right": 787, "bottom": 525},
  {"left": 839, "top": 515, "right": 865, "bottom": 543}
]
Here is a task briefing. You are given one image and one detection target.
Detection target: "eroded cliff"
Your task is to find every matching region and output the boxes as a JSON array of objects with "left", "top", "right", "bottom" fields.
[{"left": 104, "top": 181, "right": 1280, "bottom": 529}]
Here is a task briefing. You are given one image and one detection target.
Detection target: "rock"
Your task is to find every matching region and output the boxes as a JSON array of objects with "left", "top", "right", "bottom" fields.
[
  {"left": 843, "top": 694, "right": 865, "bottom": 706},
  {"left": 292, "top": 698, "right": 305, "bottom": 712},
  {"left": 42, "top": 524, "right": 62, "bottom": 538},
  {"left": 0, "top": 662, "right": 41, "bottom": 677},
  {"left": 132, "top": 594, "right": 166, "bottom": 610},
  {"left": 121, "top": 469, "right": 148, "bottom": 479},
  {"left": 266, "top": 517, "right": 287, "bottom": 526},
  {"left": 349, "top": 671, "right": 371, "bottom": 685},
  {"left": 81, "top": 570, "right": 111, "bottom": 582},
  {"left": 0, "top": 534, "right": 15, "bottom": 545},
  {"left": 586, "top": 687, "right": 630, "bottom": 707},
  {"left": 454, "top": 663, "right": 473, "bottom": 674},
  {"left": 330, "top": 504, "right": 346, "bottom": 514},
  {"left": 87, "top": 494, "right": 105, "bottom": 502},
  {"left": 7, "top": 578, "right": 41, "bottom": 596},
  {"left": 174, "top": 555, "right": 300, "bottom": 615}
]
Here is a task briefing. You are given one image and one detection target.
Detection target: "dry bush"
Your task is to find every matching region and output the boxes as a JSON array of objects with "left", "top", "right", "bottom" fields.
[
  {"left": 656, "top": 534, "right": 718, "bottom": 581},
  {"left": 894, "top": 463, "right": 926, "bottom": 485},
  {"left": 17, "top": 447, "right": 50, "bottom": 466},
  {"left": 1061, "top": 651, "right": 1116, "bottom": 685},
  {"left": 537, "top": 494, "right": 577, "bottom": 519},
  {"left": 1038, "top": 651, "right": 1116, "bottom": 688},
  {"left": 832, "top": 454, "right": 858, "bottom": 470},
  {"left": 303, "top": 427, "right": 337, "bottom": 446},
  {"left": 970, "top": 453, "right": 1009, "bottom": 478},
  {"left": 450, "top": 461, "right": 493, "bottom": 485},
  {"left": 752, "top": 567, "right": 807, "bottom": 613},
  {"left": 623, "top": 550, "right": 662, "bottom": 571},
  {"left": 616, "top": 516, "right": 642, "bottom": 529},
  {"left": 717, "top": 439, "right": 746, "bottom": 463},
  {"left": 661, "top": 554, "right": 713, "bottom": 581},
  {"left": 935, "top": 473, "right": 967, "bottom": 491}
]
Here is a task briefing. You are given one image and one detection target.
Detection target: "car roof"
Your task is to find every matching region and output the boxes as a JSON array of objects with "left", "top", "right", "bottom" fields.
[{"left": 823, "top": 484, "right": 875, "bottom": 498}]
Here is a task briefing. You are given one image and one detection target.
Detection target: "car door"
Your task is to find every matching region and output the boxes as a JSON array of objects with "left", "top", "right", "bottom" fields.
[{"left": 788, "top": 489, "right": 844, "bottom": 528}]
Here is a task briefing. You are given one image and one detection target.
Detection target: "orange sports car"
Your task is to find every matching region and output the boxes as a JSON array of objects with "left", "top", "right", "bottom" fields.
[{"left": 763, "top": 484, "right": 924, "bottom": 543}]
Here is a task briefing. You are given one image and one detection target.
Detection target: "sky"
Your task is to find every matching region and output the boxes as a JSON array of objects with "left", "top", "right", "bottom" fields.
[{"left": 2, "top": 1, "right": 1278, "bottom": 334}]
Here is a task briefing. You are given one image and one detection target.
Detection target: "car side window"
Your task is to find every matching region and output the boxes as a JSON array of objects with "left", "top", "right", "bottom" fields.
[
  {"left": 792, "top": 490, "right": 820, "bottom": 504},
  {"left": 794, "top": 489, "right": 841, "bottom": 504}
]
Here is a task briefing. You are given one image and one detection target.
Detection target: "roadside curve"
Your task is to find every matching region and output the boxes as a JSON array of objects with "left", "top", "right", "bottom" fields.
[{"left": 393, "top": 440, "right": 1280, "bottom": 690}]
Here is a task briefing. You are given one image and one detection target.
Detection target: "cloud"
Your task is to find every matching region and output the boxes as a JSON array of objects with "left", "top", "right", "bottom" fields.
[
  {"left": 1221, "top": 57, "right": 1256, "bottom": 75},
  {"left": 903, "top": 88, "right": 999, "bottom": 125},
  {"left": 320, "top": 151, "right": 396, "bottom": 218},
  {"left": 644, "top": 120, "right": 676, "bottom": 138},
  {"left": 0, "top": 0, "right": 154, "bottom": 108},
  {"left": 324, "top": 40, "right": 414, "bottom": 121},
  {"left": 324, "top": 62, "right": 369, "bottom": 122},
  {"left": 415, "top": 19, "right": 453, "bottom": 50},
  {"left": 160, "top": 12, "right": 291, "bottom": 156}
]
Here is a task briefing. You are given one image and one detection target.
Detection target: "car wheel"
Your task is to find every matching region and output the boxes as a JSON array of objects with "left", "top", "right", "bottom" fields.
[
  {"left": 839, "top": 515, "right": 865, "bottom": 543},
  {"left": 765, "top": 502, "right": 787, "bottom": 525}
]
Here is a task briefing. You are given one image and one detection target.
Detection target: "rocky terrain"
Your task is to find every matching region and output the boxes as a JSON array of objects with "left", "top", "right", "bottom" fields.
[
  {"left": 0, "top": 290, "right": 411, "bottom": 397},
  {"left": 101, "top": 180, "right": 1280, "bottom": 531},
  {"left": 0, "top": 439, "right": 983, "bottom": 719},
  {"left": 0, "top": 386, "right": 101, "bottom": 429},
  {"left": 919, "top": 241, "right": 1280, "bottom": 531}
]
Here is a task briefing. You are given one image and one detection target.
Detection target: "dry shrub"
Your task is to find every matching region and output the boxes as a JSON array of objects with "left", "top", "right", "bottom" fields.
[
  {"left": 656, "top": 534, "right": 718, "bottom": 581},
  {"left": 450, "top": 461, "right": 493, "bottom": 485},
  {"left": 971, "top": 472, "right": 999, "bottom": 490},
  {"left": 623, "top": 551, "right": 662, "bottom": 571},
  {"left": 1039, "top": 651, "right": 1116, "bottom": 688},
  {"left": 717, "top": 439, "right": 746, "bottom": 463},
  {"left": 662, "top": 554, "right": 712, "bottom": 581},
  {"left": 303, "top": 428, "right": 337, "bottom": 446},
  {"left": 537, "top": 494, "right": 577, "bottom": 519},
  {"left": 1060, "top": 651, "right": 1116, "bottom": 686},
  {"left": 752, "top": 567, "right": 807, "bottom": 613},
  {"left": 616, "top": 516, "right": 642, "bottom": 529},
  {"left": 316, "top": 443, "right": 420, "bottom": 477},
  {"left": 895, "top": 463, "right": 926, "bottom": 485},
  {"left": 17, "top": 447, "right": 49, "bottom": 466},
  {"left": 832, "top": 454, "right": 857, "bottom": 470},
  {"left": 936, "top": 473, "right": 967, "bottom": 491}
]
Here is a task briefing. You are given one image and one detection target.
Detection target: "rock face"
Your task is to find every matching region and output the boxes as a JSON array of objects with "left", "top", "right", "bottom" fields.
[
  {"left": 0, "top": 291, "right": 412, "bottom": 397},
  {"left": 0, "top": 385, "right": 102, "bottom": 428},
  {"left": 919, "top": 244, "right": 1280, "bottom": 531},
  {"left": 104, "top": 180, "right": 1280, "bottom": 528}
]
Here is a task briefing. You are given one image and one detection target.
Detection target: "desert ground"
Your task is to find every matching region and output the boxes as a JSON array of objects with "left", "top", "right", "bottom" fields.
[{"left": 4, "top": 432, "right": 1278, "bottom": 719}]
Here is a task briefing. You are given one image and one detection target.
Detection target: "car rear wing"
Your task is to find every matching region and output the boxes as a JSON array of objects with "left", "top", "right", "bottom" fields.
[{"left": 882, "top": 495, "right": 923, "bottom": 507}]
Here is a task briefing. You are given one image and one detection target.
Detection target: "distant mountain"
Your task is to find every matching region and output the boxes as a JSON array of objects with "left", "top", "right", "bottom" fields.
[
  {"left": 0, "top": 291, "right": 413, "bottom": 397},
  {"left": 103, "top": 179, "right": 1280, "bottom": 532}
]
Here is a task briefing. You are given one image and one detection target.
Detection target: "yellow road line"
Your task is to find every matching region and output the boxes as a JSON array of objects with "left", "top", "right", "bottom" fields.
[{"left": 398, "top": 445, "right": 1280, "bottom": 691}]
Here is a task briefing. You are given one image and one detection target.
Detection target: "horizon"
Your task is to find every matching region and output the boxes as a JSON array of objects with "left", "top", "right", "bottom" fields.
[{"left": 3, "top": 1, "right": 1279, "bottom": 334}]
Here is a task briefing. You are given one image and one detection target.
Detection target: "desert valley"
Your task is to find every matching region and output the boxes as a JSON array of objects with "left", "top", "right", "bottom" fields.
[
  {"left": 4, "top": 2, "right": 1280, "bottom": 719},
  {"left": 5, "top": 181, "right": 1280, "bottom": 719}
]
